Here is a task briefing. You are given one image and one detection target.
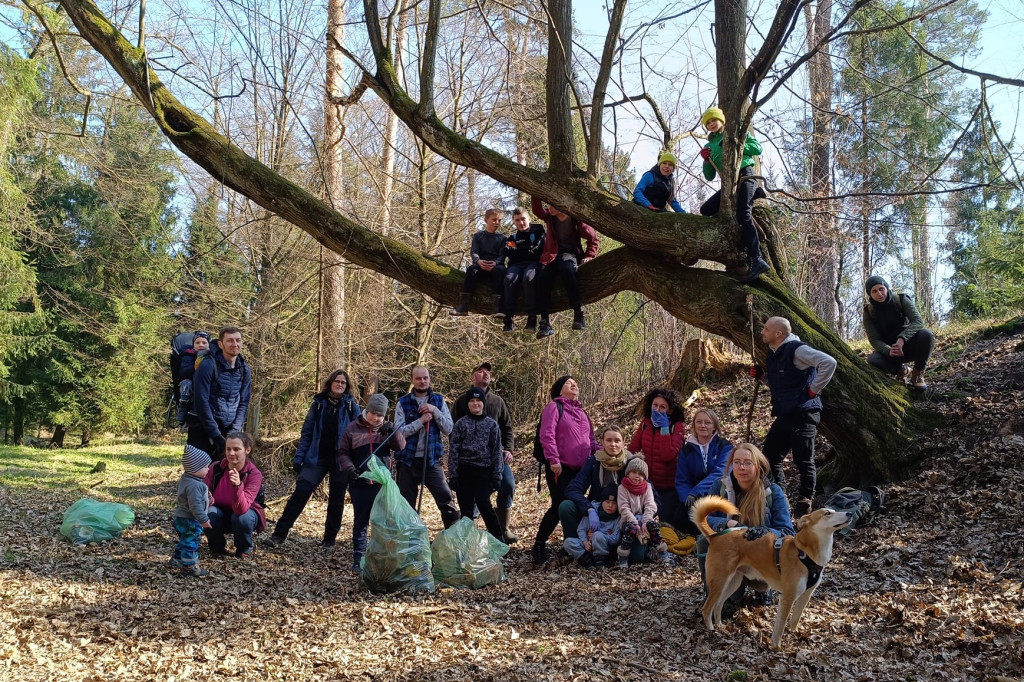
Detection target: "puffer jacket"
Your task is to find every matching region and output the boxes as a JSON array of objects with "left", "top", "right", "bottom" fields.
[
  {"left": 628, "top": 418, "right": 687, "bottom": 490},
  {"left": 192, "top": 349, "right": 251, "bottom": 438}
]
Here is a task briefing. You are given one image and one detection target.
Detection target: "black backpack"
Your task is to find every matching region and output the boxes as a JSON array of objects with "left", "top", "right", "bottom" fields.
[
  {"left": 532, "top": 401, "right": 564, "bottom": 491},
  {"left": 824, "top": 486, "right": 884, "bottom": 536},
  {"left": 169, "top": 332, "right": 218, "bottom": 426}
]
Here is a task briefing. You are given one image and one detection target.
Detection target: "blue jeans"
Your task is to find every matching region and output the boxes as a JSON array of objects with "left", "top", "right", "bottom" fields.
[
  {"left": 205, "top": 505, "right": 258, "bottom": 555},
  {"left": 173, "top": 516, "right": 203, "bottom": 566}
]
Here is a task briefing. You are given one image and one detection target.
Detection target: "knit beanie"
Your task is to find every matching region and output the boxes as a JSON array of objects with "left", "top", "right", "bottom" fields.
[
  {"left": 550, "top": 375, "right": 571, "bottom": 400},
  {"left": 466, "top": 386, "right": 486, "bottom": 403},
  {"left": 600, "top": 483, "right": 619, "bottom": 502},
  {"left": 182, "top": 444, "right": 212, "bottom": 475},
  {"left": 366, "top": 393, "right": 389, "bottom": 415},
  {"left": 701, "top": 107, "right": 725, "bottom": 127},
  {"left": 625, "top": 455, "right": 648, "bottom": 479},
  {"left": 193, "top": 330, "right": 211, "bottom": 343},
  {"left": 658, "top": 152, "right": 678, "bottom": 167},
  {"left": 864, "top": 274, "right": 891, "bottom": 296}
]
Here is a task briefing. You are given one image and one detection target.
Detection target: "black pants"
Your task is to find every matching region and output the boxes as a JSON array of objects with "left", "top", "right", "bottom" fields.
[
  {"left": 763, "top": 409, "right": 821, "bottom": 501},
  {"left": 349, "top": 478, "right": 382, "bottom": 560},
  {"left": 534, "top": 463, "right": 580, "bottom": 547},
  {"left": 454, "top": 465, "right": 503, "bottom": 540},
  {"left": 504, "top": 262, "right": 540, "bottom": 316},
  {"left": 539, "top": 255, "right": 581, "bottom": 318},
  {"left": 867, "top": 329, "right": 935, "bottom": 373},
  {"left": 397, "top": 459, "right": 460, "bottom": 528},
  {"left": 273, "top": 460, "right": 349, "bottom": 543},
  {"left": 186, "top": 424, "right": 224, "bottom": 461},
  {"left": 461, "top": 263, "right": 506, "bottom": 296},
  {"left": 699, "top": 165, "right": 761, "bottom": 259}
]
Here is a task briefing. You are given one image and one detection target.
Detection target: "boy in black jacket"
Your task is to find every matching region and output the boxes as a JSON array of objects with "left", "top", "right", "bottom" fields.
[
  {"left": 501, "top": 207, "right": 546, "bottom": 332},
  {"left": 454, "top": 209, "right": 508, "bottom": 316},
  {"left": 449, "top": 387, "right": 505, "bottom": 541}
]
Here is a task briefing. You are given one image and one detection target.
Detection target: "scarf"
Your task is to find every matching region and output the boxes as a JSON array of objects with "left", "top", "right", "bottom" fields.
[
  {"left": 597, "top": 507, "right": 620, "bottom": 523},
  {"left": 650, "top": 410, "right": 670, "bottom": 433},
  {"left": 622, "top": 476, "right": 648, "bottom": 496},
  {"left": 594, "top": 448, "right": 627, "bottom": 473}
]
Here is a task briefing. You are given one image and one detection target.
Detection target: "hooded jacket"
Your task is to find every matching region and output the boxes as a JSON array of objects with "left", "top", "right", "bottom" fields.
[
  {"left": 628, "top": 418, "right": 687, "bottom": 490},
  {"left": 293, "top": 392, "right": 361, "bottom": 469},
  {"left": 675, "top": 432, "right": 732, "bottom": 502},
  {"left": 531, "top": 196, "right": 600, "bottom": 266},
  {"left": 538, "top": 396, "right": 599, "bottom": 469}
]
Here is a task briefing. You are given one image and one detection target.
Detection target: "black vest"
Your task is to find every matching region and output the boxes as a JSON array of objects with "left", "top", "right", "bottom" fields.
[
  {"left": 765, "top": 340, "right": 822, "bottom": 416},
  {"left": 641, "top": 166, "right": 674, "bottom": 209}
]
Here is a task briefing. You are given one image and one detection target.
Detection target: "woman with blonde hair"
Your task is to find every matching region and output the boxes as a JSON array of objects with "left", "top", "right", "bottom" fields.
[{"left": 695, "top": 442, "right": 794, "bottom": 606}]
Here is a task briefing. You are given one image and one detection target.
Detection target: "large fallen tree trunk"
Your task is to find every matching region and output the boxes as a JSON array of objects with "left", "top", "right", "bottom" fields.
[{"left": 56, "top": 0, "right": 941, "bottom": 484}]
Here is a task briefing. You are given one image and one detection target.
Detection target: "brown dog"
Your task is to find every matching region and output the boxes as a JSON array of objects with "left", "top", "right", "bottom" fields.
[{"left": 691, "top": 496, "right": 852, "bottom": 647}]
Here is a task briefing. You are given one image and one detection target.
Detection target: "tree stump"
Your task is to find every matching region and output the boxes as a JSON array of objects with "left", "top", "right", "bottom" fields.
[{"left": 667, "top": 338, "right": 740, "bottom": 400}]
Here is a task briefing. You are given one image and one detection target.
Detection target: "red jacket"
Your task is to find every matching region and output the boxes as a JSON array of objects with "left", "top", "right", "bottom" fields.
[
  {"left": 628, "top": 418, "right": 687, "bottom": 490},
  {"left": 531, "top": 196, "right": 599, "bottom": 266},
  {"left": 204, "top": 458, "right": 266, "bottom": 532}
]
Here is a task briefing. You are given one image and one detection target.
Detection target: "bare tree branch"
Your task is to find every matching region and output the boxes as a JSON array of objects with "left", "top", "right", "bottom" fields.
[{"left": 586, "top": 0, "right": 627, "bottom": 178}]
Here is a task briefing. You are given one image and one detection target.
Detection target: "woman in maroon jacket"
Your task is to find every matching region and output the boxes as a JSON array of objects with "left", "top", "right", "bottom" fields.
[
  {"left": 628, "top": 388, "right": 687, "bottom": 526},
  {"left": 203, "top": 431, "right": 266, "bottom": 559}
]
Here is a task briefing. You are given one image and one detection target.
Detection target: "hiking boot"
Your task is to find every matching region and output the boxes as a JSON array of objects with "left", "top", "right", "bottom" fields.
[
  {"left": 897, "top": 365, "right": 910, "bottom": 382},
  {"left": 571, "top": 309, "right": 586, "bottom": 331},
  {"left": 531, "top": 543, "right": 549, "bottom": 566},
  {"left": 555, "top": 548, "right": 572, "bottom": 565},
  {"left": 181, "top": 564, "right": 209, "bottom": 578},
  {"left": 793, "top": 498, "right": 812, "bottom": 518},
  {"left": 536, "top": 321, "right": 554, "bottom": 339},
  {"left": 681, "top": 256, "right": 699, "bottom": 266},
  {"left": 910, "top": 369, "right": 928, "bottom": 389},
  {"left": 738, "top": 256, "right": 770, "bottom": 283},
  {"left": 578, "top": 551, "right": 596, "bottom": 570},
  {"left": 524, "top": 315, "right": 537, "bottom": 334},
  {"left": 452, "top": 293, "right": 471, "bottom": 316},
  {"left": 264, "top": 534, "right": 285, "bottom": 547},
  {"left": 502, "top": 316, "right": 514, "bottom": 333},
  {"left": 320, "top": 539, "right": 336, "bottom": 552}
]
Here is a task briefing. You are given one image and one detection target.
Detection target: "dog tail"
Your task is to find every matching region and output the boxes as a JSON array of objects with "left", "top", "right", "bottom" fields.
[{"left": 690, "top": 495, "right": 740, "bottom": 538}]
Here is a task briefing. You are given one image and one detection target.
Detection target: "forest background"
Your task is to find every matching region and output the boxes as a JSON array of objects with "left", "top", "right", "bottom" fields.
[{"left": 1, "top": 0, "right": 1022, "bottom": 450}]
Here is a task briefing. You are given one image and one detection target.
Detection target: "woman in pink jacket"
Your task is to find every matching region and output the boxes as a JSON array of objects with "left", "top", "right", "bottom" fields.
[
  {"left": 531, "top": 375, "right": 599, "bottom": 565},
  {"left": 203, "top": 431, "right": 266, "bottom": 559}
]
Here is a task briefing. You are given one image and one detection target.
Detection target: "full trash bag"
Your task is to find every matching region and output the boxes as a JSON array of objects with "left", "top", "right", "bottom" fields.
[
  {"left": 358, "top": 456, "right": 435, "bottom": 594},
  {"left": 60, "top": 498, "right": 135, "bottom": 546},
  {"left": 431, "top": 517, "right": 509, "bottom": 589}
]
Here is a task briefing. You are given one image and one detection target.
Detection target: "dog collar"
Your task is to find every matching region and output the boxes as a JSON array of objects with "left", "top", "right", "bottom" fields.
[{"left": 774, "top": 537, "right": 823, "bottom": 587}]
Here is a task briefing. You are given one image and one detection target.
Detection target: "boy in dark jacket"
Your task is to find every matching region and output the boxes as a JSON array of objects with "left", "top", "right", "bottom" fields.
[
  {"left": 863, "top": 274, "right": 934, "bottom": 389},
  {"left": 449, "top": 387, "right": 505, "bottom": 541},
  {"left": 454, "top": 209, "right": 508, "bottom": 316},
  {"left": 501, "top": 207, "right": 546, "bottom": 332}
]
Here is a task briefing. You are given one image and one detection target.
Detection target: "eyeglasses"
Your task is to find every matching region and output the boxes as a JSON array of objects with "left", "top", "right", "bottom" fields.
[{"left": 733, "top": 460, "right": 755, "bottom": 469}]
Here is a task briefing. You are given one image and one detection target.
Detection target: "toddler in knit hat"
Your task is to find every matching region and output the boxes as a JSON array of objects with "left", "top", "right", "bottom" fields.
[
  {"left": 564, "top": 483, "right": 622, "bottom": 569},
  {"left": 171, "top": 445, "right": 214, "bottom": 577},
  {"left": 615, "top": 455, "right": 667, "bottom": 568}
]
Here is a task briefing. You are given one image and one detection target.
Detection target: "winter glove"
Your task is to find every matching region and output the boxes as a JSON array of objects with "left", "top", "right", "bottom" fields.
[
  {"left": 743, "top": 525, "right": 772, "bottom": 541},
  {"left": 699, "top": 147, "right": 711, "bottom": 160},
  {"left": 293, "top": 461, "right": 302, "bottom": 475},
  {"left": 492, "top": 477, "right": 502, "bottom": 492},
  {"left": 749, "top": 365, "right": 765, "bottom": 380},
  {"left": 685, "top": 495, "right": 697, "bottom": 509},
  {"left": 588, "top": 508, "right": 600, "bottom": 529},
  {"left": 807, "top": 387, "right": 818, "bottom": 399}
]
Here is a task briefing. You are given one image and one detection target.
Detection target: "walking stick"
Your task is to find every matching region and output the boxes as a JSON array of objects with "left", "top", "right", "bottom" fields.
[
  {"left": 416, "top": 419, "right": 429, "bottom": 514},
  {"left": 745, "top": 294, "right": 761, "bottom": 442}
]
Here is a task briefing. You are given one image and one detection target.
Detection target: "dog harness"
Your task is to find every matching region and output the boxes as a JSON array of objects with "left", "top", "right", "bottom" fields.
[{"left": 774, "top": 537, "right": 823, "bottom": 587}]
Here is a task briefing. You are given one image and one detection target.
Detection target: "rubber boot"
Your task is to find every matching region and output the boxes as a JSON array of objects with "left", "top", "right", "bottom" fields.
[
  {"left": 452, "top": 292, "right": 471, "bottom": 316},
  {"left": 496, "top": 508, "right": 519, "bottom": 544}
]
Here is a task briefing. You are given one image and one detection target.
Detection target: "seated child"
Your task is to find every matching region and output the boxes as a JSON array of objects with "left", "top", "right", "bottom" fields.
[
  {"left": 501, "top": 207, "right": 546, "bottom": 333},
  {"left": 616, "top": 456, "right": 666, "bottom": 568},
  {"left": 454, "top": 209, "right": 508, "bottom": 316},
  {"left": 171, "top": 444, "right": 214, "bottom": 577},
  {"left": 633, "top": 152, "right": 686, "bottom": 212},
  {"left": 176, "top": 330, "right": 211, "bottom": 424},
  {"left": 564, "top": 483, "right": 621, "bottom": 569}
]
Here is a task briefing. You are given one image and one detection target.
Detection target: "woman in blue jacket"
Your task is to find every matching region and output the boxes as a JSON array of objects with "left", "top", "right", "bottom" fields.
[
  {"left": 674, "top": 408, "right": 732, "bottom": 533},
  {"left": 265, "top": 369, "right": 361, "bottom": 549}
]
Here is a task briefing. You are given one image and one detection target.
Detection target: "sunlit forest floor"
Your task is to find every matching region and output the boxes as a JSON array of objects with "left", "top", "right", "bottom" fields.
[{"left": 1, "top": 323, "right": 1023, "bottom": 680}]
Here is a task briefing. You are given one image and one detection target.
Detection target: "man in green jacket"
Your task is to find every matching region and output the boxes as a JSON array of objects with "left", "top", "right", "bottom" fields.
[{"left": 862, "top": 274, "right": 935, "bottom": 389}]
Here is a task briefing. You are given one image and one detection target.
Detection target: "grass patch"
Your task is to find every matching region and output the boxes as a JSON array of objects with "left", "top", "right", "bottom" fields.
[{"left": 0, "top": 443, "right": 180, "bottom": 504}]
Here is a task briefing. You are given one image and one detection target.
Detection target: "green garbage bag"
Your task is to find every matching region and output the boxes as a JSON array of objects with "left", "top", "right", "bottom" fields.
[
  {"left": 431, "top": 517, "right": 509, "bottom": 589},
  {"left": 60, "top": 498, "right": 135, "bottom": 546},
  {"left": 358, "top": 456, "right": 435, "bottom": 594}
]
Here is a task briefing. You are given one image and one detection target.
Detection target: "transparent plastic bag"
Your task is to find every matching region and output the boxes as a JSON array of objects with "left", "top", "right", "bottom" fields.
[
  {"left": 431, "top": 517, "right": 509, "bottom": 589},
  {"left": 358, "top": 456, "right": 435, "bottom": 594},
  {"left": 60, "top": 498, "right": 135, "bottom": 546}
]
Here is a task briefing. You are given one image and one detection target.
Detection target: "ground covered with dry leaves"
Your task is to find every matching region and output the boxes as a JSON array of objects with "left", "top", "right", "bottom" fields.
[{"left": 2, "top": 327, "right": 1023, "bottom": 681}]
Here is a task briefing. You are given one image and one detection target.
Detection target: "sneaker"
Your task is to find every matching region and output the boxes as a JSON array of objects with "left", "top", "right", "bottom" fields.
[
  {"left": 536, "top": 322, "right": 554, "bottom": 339},
  {"left": 531, "top": 543, "right": 549, "bottom": 566},
  {"left": 264, "top": 534, "right": 285, "bottom": 547},
  {"left": 320, "top": 539, "right": 336, "bottom": 552},
  {"left": 616, "top": 556, "right": 629, "bottom": 569},
  {"left": 237, "top": 550, "right": 254, "bottom": 560},
  {"left": 167, "top": 557, "right": 184, "bottom": 569},
  {"left": 571, "top": 310, "right": 586, "bottom": 331},
  {"left": 524, "top": 316, "right": 537, "bottom": 334},
  {"left": 738, "top": 257, "right": 770, "bottom": 283},
  {"left": 181, "top": 564, "right": 209, "bottom": 578},
  {"left": 793, "top": 498, "right": 812, "bottom": 518},
  {"left": 555, "top": 548, "right": 572, "bottom": 565},
  {"left": 502, "top": 317, "right": 514, "bottom": 333}
]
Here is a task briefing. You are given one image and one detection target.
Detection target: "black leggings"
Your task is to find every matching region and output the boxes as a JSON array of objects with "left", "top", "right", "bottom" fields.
[{"left": 534, "top": 463, "right": 580, "bottom": 547}]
